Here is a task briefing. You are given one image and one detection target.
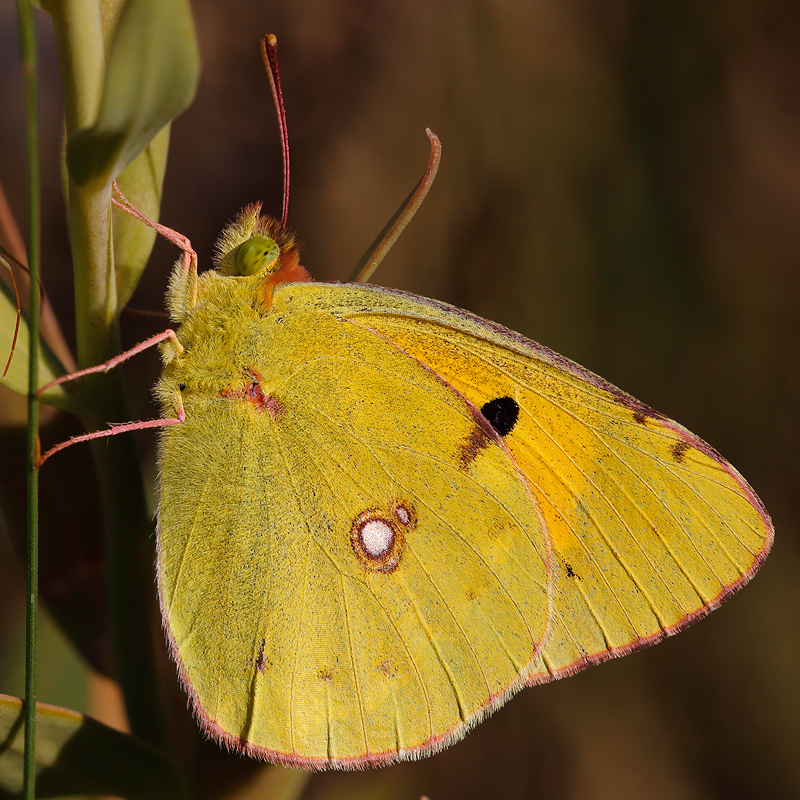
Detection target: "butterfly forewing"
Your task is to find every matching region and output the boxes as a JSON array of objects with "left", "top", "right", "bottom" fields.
[{"left": 307, "top": 281, "right": 772, "bottom": 681}]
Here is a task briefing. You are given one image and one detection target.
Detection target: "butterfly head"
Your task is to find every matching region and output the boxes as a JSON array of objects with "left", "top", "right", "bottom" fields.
[{"left": 213, "top": 203, "right": 304, "bottom": 280}]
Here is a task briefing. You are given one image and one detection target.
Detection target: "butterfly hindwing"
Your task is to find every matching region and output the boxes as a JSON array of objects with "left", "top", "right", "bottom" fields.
[{"left": 157, "top": 279, "right": 550, "bottom": 767}]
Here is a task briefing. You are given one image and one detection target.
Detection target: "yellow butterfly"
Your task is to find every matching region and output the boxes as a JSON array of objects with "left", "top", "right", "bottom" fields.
[
  {"left": 41, "top": 36, "right": 773, "bottom": 771},
  {"left": 149, "top": 195, "right": 771, "bottom": 768}
]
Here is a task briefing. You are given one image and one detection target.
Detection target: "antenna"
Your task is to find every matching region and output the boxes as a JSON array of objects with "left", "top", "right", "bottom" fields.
[
  {"left": 261, "top": 34, "right": 290, "bottom": 232},
  {"left": 349, "top": 129, "right": 442, "bottom": 283}
]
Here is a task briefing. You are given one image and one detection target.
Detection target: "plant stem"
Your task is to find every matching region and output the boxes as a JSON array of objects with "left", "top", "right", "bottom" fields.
[
  {"left": 67, "top": 92, "right": 169, "bottom": 764},
  {"left": 46, "top": 0, "right": 168, "bottom": 748},
  {"left": 17, "top": 0, "right": 41, "bottom": 797}
]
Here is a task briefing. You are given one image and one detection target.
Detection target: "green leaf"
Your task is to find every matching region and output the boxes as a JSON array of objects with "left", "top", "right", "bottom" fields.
[
  {"left": 67, "top": 0, "right": 199, "bottom": 188},
  {"left": 0, "top": 271, "right": 81, "bottom": 415},
  {"left": 0, "top": 694, "right": 185, "bottom": 800},
  {"left": 113, "top": 125, "right": 170, "bottom": 309}
]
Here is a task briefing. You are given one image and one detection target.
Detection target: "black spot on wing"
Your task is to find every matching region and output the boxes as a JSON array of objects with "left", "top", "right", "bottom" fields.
[
  {"left": 255, "top": 639, "right": 266, "bottom": 673},
  {"left": 480, "top": 396, "right": 519, "bottom": 437},
  {"left": 564, "top": 562, "right": 580, "bottom": 579},
  {"left": 459, "top": 396, "right": 518, "bottom": 468}
]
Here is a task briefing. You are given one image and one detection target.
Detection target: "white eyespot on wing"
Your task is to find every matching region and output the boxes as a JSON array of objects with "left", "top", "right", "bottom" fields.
[
  {"left": 361, "top": 519, "right": 395, "bottom": 557},
  {"left": 350, "top": 502, "right": 416, "bottom": 573}
]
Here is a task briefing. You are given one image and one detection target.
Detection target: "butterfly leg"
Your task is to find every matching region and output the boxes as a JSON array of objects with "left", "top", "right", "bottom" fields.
[
  {"left": 37, "top": 328, "right": 183, "bottom": 396},
  {"left": 35, "top": 328, "right": 186, "bottom": 467},
  {"left": 37, "top": 394, "right": 186, "bottom": 469},
  {"left": 36, "top": 187, "right": 196, "bottom": 468},
  {"left": 111, "top": 181, "right": 199, "bottom": 309}
]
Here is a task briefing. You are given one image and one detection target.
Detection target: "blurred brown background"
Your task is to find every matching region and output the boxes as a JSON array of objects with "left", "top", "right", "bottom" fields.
[{"left": 1, "top": 1, "right": 799, "bottom": 798}]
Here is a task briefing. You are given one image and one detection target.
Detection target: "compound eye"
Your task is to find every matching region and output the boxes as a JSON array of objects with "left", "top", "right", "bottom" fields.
[{"left": 235, "top": 235, "right": 280, "bottom": 276}]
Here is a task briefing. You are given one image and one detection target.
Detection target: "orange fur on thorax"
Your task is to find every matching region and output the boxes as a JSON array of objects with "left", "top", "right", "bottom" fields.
[{"left": 258, "top": 249, "right": 311, "bottom": 307}]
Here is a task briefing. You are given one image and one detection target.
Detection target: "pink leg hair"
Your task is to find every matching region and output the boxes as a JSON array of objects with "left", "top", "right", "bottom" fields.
[
  {"left": 37, "top": 400, "right": 185, "bottom": 469},
  {"left": 112, "top": 180, "right": 199, "bottom": 305},
  {"left": 37, "top": 185, "right": 196, "bottom": 468},
  {"left": 37, "top": 329, "right": 183, "bottom": 396}
]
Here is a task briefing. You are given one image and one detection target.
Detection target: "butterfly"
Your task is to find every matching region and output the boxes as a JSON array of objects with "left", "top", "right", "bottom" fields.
[
  {"left": 40, "top": 35, "right": 773, "bottom": 771},
  {"left": 151, "top": 208, "right": 772, "bottom": 768}
]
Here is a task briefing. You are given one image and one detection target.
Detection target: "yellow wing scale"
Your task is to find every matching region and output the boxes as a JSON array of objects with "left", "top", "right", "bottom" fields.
[
  {"left": 157, "top": 278, "right": 550, "bottom": 766},
  {"left": 335, "top": 285, "right": 770, "bottom": 680},
  {"left": 156, "top": 275, "right": 772, "bottom": 768}
]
